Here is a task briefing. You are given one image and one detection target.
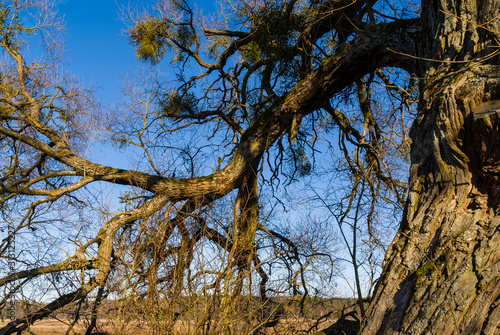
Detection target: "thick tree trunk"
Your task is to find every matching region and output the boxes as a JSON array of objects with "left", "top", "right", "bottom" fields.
[{"left": 361, "top": 0, "right": 500, "bottom": 334}]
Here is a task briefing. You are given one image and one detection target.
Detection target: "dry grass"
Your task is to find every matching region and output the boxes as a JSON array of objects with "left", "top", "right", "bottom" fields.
[
  {"left": 0, "top": 317, "right": 338, "bottom": 335},
  {"left": 0, "top": 319, "right": 137, "bottom": 335},
  {"left": 1, "top": 320, "right": 86, "bottom": 335}
]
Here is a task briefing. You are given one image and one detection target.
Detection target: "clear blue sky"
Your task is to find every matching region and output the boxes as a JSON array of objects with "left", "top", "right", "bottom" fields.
[
  {"left": 53, "top": 0, "right": 216, "bottom": 167},
  {"left": 58, "top": 0, "right": 216, "bottom": 101},
  {"left": 58, "top": 0, "right": 141, "bottom": 96}
]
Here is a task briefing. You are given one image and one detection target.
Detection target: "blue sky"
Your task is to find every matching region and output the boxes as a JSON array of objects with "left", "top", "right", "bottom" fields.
[
  {"left": 51, "top": 0, "right": 217, "bottom": 168},
  {"left": 42, "top": 0, "right": 374, "bottom": 298},
  {"left": 57, "top": 0, "right": 216, "bottom": 101},
  {"left": 58, "top": 0, "right": 140, "bottom": 96}
]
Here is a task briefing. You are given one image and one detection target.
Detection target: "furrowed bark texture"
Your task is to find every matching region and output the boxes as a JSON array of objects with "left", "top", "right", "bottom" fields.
[{"left": 361, "top": 0, "right": 500, "bottom": 334}]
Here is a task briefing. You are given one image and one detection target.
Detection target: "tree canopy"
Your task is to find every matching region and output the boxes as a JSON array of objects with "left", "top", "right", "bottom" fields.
[{"left": 1, "top": 0, "right": 500, "bottom": 334}]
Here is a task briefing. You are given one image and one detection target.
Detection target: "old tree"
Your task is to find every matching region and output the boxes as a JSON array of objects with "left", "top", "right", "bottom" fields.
[{"left": 1, "top": 0, "right": 500, "bottom": 334}]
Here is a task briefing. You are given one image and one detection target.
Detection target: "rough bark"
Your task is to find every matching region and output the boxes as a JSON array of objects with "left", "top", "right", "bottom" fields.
[
  {"left": 3, "top": 0, "right": 499, "bottom": 333},
  {"left": 361, "top": 0, "right": 500, "bottom": 333}
]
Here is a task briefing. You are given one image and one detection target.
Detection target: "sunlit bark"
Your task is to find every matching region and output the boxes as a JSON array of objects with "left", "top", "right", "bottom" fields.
[
  {"left": 361, "top": 0, "right": 500, "bottom": 333},
  {"left": 3, "top": 0, "right": 499, "bottom": 333}
]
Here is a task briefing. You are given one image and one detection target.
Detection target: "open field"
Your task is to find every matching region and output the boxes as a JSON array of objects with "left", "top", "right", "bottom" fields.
[
  {"left": 0, "top": 320, "right": 144, "bottom": 335},
  {"left": 1, "top": 320, "right": 91, "bottom": 335},
  {"left": 0, "top": 317, "right": 339, "bottom": 335},
  {"left": 0, "top": 297, "right": 358, "bottom": 334}
]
